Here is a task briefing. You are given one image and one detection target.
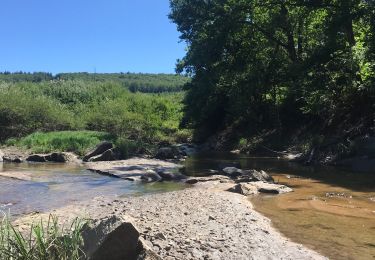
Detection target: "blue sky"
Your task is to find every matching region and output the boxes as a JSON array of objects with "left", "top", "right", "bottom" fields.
[{"left": 0, "top": 0, "right": 185, "bottom": 74}]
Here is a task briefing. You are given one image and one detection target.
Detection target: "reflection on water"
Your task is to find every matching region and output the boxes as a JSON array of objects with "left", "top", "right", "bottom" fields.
[
  {"left": 0, "top": 163, "right": 187, "bottom": 217},
  {"left": 185, "top": 152, "right": 375, "bottom": 260}
]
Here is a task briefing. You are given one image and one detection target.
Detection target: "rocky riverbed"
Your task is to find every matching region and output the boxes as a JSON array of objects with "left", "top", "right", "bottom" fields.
[{"left": 16, "top": 181, "right": 326, "bottom": 260}]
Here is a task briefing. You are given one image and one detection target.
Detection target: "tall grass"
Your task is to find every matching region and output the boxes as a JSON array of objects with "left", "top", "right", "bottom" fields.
[
  {"left": 0, "top": 212, "right": 85, "bottom": 260},
  {"left": 6, "top": 131, "right": 113, "bottom": 156}
]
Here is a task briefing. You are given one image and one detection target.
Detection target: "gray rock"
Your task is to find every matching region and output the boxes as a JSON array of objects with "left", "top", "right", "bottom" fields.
[
  {"left": 83, "top": 141, "right": 113, "bottom": 162},
  {"left": 228, "top": 183, "right": 258, "bottom": 196},
  {"left": 185, "top": 175, "right": 232, "bottom": 184},
  {"left": 88, "top": 148, "right": 117, "bottom": 162},
  {"left": 81, "top": 215, "right": 141, "bottom": 260},
  {"left": 0, "top": 150, "right": 3, "bottom": 162},
  {"left": 222, "top": 167, "right": 243, "bottom": 178}
]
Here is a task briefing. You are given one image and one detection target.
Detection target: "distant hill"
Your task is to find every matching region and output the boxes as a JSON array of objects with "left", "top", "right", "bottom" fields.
[{"left": 0, "top": 72, "right": 189, "bottom": 93}]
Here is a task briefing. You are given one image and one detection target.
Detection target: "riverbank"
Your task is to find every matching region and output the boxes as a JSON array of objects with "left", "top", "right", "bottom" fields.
[{"left": 15, "top": 182, "right": 325, "bottom": 259}]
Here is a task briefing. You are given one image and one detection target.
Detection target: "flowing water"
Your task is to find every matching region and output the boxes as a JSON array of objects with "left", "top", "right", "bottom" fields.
[
  {"left": 0, "top": 162, "right": 186, "bottom": 217},
  {"left": 185, "top": 152, "right": 375, "bottom": 260},
  {"left": 1, "top": 153, "right": 374, "bottom": 259}
]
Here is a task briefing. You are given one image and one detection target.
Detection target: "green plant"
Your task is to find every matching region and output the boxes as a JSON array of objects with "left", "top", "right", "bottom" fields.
[{"left": 0, "top": 212, "right": 85, "bottom": 260}]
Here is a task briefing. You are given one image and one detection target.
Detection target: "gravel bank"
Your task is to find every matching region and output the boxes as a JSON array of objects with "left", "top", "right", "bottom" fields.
[{"left": 17, "top": 183, "right": 326, "bottom": 260}]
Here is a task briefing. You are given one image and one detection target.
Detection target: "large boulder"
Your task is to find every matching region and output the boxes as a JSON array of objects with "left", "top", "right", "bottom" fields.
[
  {"left": 83, "top": 141, "right": 114, "bottom": 162},
  {"left": 81, "top": 215, "right": 141, "bottom": 260},
  {"left": 88, "top": 149, "right": 118, "bottom": 162},
  {"left": 0, "top": 150, "right": 4, "bottom": 162}
]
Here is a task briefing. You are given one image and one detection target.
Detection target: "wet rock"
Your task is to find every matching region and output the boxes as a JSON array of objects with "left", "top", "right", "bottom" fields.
[
  {"left": 157, "top": 170, "right": 187, "bottom": 181},
  {"left": 26, "top": 152, "right": 77, "bottom": 163},
  {"left": 45, "top": 152, "right": 71, "bottom": 162},
  {"left": 83, "top": 141, "right": 114, "bottom": 162},
  {"left": 87, "top": 158, "right": 183, "bottom": 182},
  {"left": 228, "top": 183, "right": 258, "bottom": 196},
  {"left": 81, "top": 215, "right": 141, "bottom": 260},
  {"left": 88, "top": 149, "right": 118, "bottom": 162},
  {"left": 141, "top": 170, "right": 162, "bottom": 182},
  {"left": 3, "top": 155, "right": 23, "bottom": 163},
  {"left": 222, "top": 167, "right": 243, "bottom": 178},
  {"left": 26, "top": 154, "right": 47, "bottom": 162},
  {"left": 185, "top": 175, "right": 232, "bottom": 184},
  {"left": 251, "top": 181, "right": 293, "bottom": 194}
]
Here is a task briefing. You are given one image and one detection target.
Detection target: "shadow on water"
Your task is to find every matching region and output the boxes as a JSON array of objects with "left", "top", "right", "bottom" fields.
[{"left": 184, "top": 152, "right": 375, "bottom": 192}]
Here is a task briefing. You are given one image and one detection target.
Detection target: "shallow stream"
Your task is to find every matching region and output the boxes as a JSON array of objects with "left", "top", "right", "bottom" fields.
[{"left": 185, "top": 153, "right": 375, "bottom": 260}]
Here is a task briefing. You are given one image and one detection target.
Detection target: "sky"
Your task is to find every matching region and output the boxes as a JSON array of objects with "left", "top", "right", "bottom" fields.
[{"left": 0, "top": 0, "right": 185, "bottom": 74}]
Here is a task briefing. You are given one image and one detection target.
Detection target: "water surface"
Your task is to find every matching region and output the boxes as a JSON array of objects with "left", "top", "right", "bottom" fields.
[
  {"left": 185, "top": 152, "right": 375, "bottom": 260},
  {"left": 0, "top": 162, "right": 186, "bottom": 217}
]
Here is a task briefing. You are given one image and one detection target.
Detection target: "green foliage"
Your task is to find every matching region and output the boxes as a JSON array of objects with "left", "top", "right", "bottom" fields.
[
  {"left": 170, "top": 0, "right": 375, "bottom": 140},
  {"left": 0, "top": 80, "right": 188, "bottom": 148},
  {"left": 0, "top": 72, "right": 189, "bottom": 93},
  {"left": 9, "top": 131, "right": 113, "bottom": 156},
  {"left": 0, "top": 213, "right": 85, "bottom": 260}
]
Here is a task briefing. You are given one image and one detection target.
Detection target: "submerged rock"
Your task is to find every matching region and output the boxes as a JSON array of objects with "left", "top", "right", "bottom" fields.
[
  {"left": 83, "top": 141, "right": 114, "bottom": 162},
  {"left": 87, "top": 158, "right": 185, "bottom": 183}
]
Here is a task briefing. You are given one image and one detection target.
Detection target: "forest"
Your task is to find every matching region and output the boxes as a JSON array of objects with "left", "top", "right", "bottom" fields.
[{"left": 170, "top": 0, "right": 375, "bottom": 158}]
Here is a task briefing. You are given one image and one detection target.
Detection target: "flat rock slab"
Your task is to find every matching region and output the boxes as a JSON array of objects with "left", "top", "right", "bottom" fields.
[{"left": 86, "top": 158, "right": 183, "bottom": 181}]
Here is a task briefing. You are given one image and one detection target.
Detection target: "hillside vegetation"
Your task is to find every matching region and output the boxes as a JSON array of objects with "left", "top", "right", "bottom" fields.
[
  {"left": 0, "top": 72, "right": 189, "bottom": 93},
  {"left": 0, "top": 79, "right": 189, "bottom": 156},
  {"left": 170, "top": 0, "right": 375, "bottom": 158}
]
